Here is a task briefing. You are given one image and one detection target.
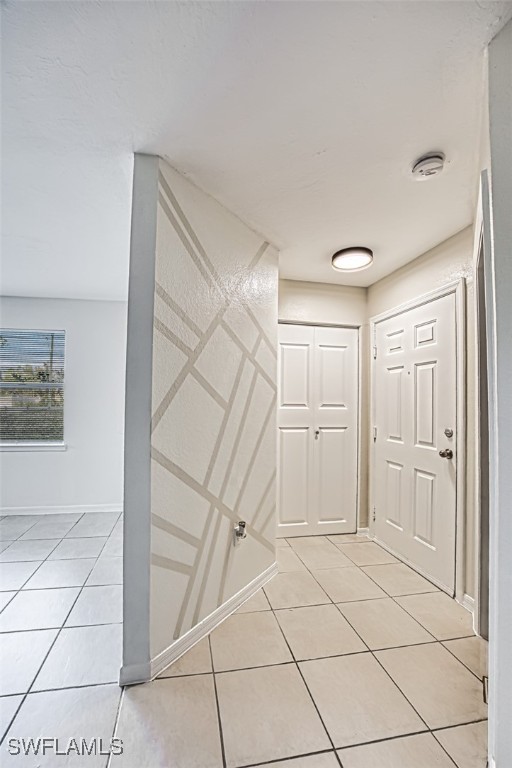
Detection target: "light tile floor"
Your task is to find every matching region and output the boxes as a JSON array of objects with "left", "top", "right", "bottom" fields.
[
  {"left": 0, "top": 511, "right": 123, "bottom": 765},
  {"left": 0, "top": 527, "right": 487, "bottom": 768}
]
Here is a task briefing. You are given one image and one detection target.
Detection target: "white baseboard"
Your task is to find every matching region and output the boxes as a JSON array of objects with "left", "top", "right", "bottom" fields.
[
  {"left": 357, "top": 527, "right": 370, "bottom": 537},
  {"left": 372, "top": 535, "right": 452, "bottom": 594},
  {"left": 135, "top": 561, "right": 278, "bottom": 684},
  {"left": 461, "top": 593, "right": 475, "bottom": 613},
  {"left": 0, "top": 503, "right": 123, "bottom": 516}
]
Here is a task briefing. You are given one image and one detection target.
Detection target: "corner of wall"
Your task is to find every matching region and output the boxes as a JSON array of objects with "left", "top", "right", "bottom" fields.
[
  {"left": 122, "top": 153, "right": 159, "bottom": 681},
  {"left": 123, "top": 155, "right": 279, "bottom": 681}
]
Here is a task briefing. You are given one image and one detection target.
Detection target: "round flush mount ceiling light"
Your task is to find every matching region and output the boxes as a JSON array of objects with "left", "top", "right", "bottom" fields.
[
  {"left": 412, "top": 152, "right": 445, "bottom": 179},
  {"left": 332, "top": 247, "right": 373, "bottom": 272}
]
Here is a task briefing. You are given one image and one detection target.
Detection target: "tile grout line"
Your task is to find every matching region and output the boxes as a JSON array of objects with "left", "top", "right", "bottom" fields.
[
  {"left": 0, "top": 620, "right": 123, "bottom": 636},
  {"left": 12, "top": 536, "right": 109, "bottom": 694},
  {"left": 0, "top": 592, "right": 17, "bottom": 614},
  {"left": 208, "top": 634, "right": 228, "bottom": 768},
  {"left": 439, "top": 640, "right": 487, "bottom": 684},
  {"left": 367, "top": 646, "right": 431, "bottom": 732},
  {"left": 268, "top": 549, "right": 484, "bottom": 763},
  {"left": 337, "top": 543, "right": 486, "bottom": 735},
  {"left": 1, "top": 510, "right": 120, "bottom": 552},
  {"left": 229, "top": 711, "right": 487, "bottom": 766},
  {"left": 105, "top": 686, "right": 125, "bottom": 768},
  {"left": 0, "top": 519, "right": 120, "bottom": 608},
  {"left": 0, "top": 546, "right": 115, "bottom": 611},
  {"left": 431, "top": 716, "right": 489, "bottom": 732},
  {"left": 384, "top": 588, "right": 480, "bottom": 659},
  {"left": 0, "top": 513, "right": 61, "bottom": 543},
  {"left": 277, "top": 548, "right": 434, "bottom": 748},
  {"left": 0, "top": 521, "right": 96, "bottom": 739},
  {"left": 236, "top": 747, "right": 339, "bottom": 768},
  {"left": 268, "top": 599, "right": 346, "bottom": 768},
  {"left": 0, "top": 522, "right": 120, "bottom": 745},
  {"left": 276, "top": 542, "right": 439, "bottom": 680},
  {"left": 1, "top": 511, "right": 86, "bottom": 546},
  {"left": 0, "top": 533, "right": 73, "bottom": 596},
  {"left": 430, "top": 729, "right": 466, "bottom": 768},
  {"left": 24, "top": 578, "right": 123, "bottom": 593},
  {"left": 0, "top": 580, "right": 83, "bottom": 744},
  {"left": 0, "top": 511, "right": 122, "bottom": 599},
  {"left": 345, "top": 545, "right": 463, "bottom": 635},
  {"left": 317, "top": 538, "right": 482, "bottom": 680},
  {"left": 4, "top": 574, "right": 123, "bottom": 594},
  {"left": 150, "top": 634, "right": 468, "bottom": 682},
  {"left": 2, "top": 680, "right": 124, "bottom": 697},
  {"left": 280, "top": 536, "right": 486, "bottom": 756}
]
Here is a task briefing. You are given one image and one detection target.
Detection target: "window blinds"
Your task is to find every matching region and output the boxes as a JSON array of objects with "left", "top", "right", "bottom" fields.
[{"left": 0, "top": 329, "right": 66, "bottom": 442}]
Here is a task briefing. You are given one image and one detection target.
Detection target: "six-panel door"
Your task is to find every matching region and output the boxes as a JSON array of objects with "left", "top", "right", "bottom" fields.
[
  {"left": 277, "top": 323, "right": 359, "bottom": 537},
  {"left": 373, "top": 293, "right": 457, "bottom": 592}
]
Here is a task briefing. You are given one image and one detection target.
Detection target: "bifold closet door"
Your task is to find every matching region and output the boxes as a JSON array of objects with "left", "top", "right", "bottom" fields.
[{"left": 277, "top": 323, "right": 358, "bottom": 537}]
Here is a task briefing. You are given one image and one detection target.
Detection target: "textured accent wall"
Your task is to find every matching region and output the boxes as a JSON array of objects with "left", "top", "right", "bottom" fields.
[{"left": 149, "top": 161, "right": 278, "bottom": 657}]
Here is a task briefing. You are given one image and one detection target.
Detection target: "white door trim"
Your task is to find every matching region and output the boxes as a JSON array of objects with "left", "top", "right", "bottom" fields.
[
  {"left": 369, "top": 279, "right": 467, "bottom": 601},
  {"left": 277, "top": 320, "right": 362, "bottom": 533},
  {"left": 472, "top": 191, "right": 485, "bottom": 637},
  {"left": 279, "top": 320, "right": 361, "bottom": 329}
]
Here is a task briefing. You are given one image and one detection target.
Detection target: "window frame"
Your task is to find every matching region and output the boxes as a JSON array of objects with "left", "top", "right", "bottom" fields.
[{"left": 0, "top": 328, "right": 67, "bottom": 451}]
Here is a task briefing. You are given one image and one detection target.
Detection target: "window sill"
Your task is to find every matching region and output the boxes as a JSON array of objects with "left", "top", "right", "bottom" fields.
[{"left": 0, "top": 442, "right": 68, "bottom": 453}]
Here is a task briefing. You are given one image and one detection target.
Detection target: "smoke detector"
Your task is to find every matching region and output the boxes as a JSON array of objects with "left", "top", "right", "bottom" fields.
[{"left": 412, "top": 153, "right": 445, "bottom": 179}]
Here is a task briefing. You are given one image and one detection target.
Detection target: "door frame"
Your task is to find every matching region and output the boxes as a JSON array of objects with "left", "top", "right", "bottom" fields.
[
  {"left": 369, "top": 279, "right": 467, "bottom": 600},
  {"left": 277, "top": 320, "right": 362, "bottom": 535},
  {"left": 472, "top": 175, "right": 491, "bottom": 639}
]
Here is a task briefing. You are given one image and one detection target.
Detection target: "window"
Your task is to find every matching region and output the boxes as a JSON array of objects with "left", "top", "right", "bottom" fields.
[{"left": 0, "top": 329, "right": 66, "bottom": 445}]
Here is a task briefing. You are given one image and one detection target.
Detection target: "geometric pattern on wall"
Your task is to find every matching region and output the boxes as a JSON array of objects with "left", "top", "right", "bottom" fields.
[{"left": 150, "top": 162, "right": 278, "bottom": 654}]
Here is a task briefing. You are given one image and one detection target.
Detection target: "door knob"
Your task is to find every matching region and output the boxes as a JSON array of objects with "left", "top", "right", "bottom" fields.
[
  {"left": 315, "top": 430, "right": 320, "bottom": 440},
  {"left": 439, "top": 449, "right": 453, "bottom": 459}
]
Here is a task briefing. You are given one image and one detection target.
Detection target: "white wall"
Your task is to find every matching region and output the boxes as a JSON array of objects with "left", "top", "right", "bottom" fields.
[
  {"left": 0, "top": 297, "right": 127, "bottom": 514},
  {"left": 367, "top": 228, "right": 473, "bottom": 317},
  {"left": 123, "top": 156, "right": 278, "bottom": 682},
  {"left": 279, "top": 280, "right": 366, "bottom": 326},
  {"left": 1, "top": 147, "right": 133, "bottom": 302}
]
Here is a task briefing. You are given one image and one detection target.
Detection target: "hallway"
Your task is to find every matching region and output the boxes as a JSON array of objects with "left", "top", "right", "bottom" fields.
[{"left": 0, "top": 533, "right": 481, "bottom": 768}]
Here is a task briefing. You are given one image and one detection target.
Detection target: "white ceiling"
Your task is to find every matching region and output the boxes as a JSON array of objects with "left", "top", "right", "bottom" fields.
[{"left": 3, "top": 1, "right": 512, "bottom": 299}]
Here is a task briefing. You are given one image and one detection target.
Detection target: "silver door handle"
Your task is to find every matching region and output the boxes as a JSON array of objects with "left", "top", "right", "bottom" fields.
[{"left": 439, "top": 449, "right": 453, "bottom": 459}]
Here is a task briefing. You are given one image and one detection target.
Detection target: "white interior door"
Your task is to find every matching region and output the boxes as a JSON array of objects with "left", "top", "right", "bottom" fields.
[
  {"left": 373, "top": 292, "right": 457, "bottom": 592},
  {"left": 277, "top": 323, "right": 358, "bottom": 537}
]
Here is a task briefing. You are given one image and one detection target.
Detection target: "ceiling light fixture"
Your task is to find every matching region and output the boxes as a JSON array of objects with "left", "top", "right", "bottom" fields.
[{"left": 332, "top": 247, "right": 373, "bottom": 272}]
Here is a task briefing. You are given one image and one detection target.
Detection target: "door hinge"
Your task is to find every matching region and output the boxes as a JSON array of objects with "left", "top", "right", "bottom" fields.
[
  {"left": 373, "top": 506, "right": 376, "bottom": 523},
  {"left": 373, "top": 426, "right": 377, "bottom": 443},
  {"left": 373, "top": 345, "right": 377, "bottom": 360}
]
